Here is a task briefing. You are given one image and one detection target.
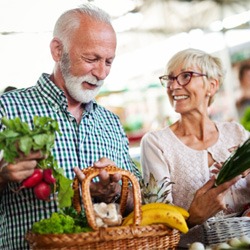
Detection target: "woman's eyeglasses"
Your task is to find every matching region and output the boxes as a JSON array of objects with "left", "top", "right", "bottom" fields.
[{"left": 159, "top": 71, "right": 208, "bottom": 88}]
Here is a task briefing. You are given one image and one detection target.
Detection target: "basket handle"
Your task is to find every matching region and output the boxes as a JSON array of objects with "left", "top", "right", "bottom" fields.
[{"left": 73, "top": 165, "right": 142, "bottom": 231}]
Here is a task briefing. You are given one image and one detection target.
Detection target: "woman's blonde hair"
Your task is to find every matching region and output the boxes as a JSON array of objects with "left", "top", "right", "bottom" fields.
[{"left": 165, "top": 48, "right": 225, "bottom": 105}]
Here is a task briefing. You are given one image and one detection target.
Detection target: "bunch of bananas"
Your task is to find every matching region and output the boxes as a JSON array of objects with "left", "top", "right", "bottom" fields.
[{"left": 122, "top": 203, "right": 189, "bottom": 234}]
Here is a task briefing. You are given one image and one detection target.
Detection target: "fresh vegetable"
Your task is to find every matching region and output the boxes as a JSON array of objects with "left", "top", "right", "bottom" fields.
[
  {"left": 0, "top": 116, "right": 74, "bottom": 208},
  {"left": 188, "top": 236, "right": 250, "bottom": 250},
  {"left": 240, "top": 107, "right": 250, "bottom": 131},
  {"left": 31, "top": 209, "right": 92, "bottom": 234},
  {"left": 0, "top": 116, "right": 60, "bottom": 163},
  {"left": 215, "top": 242, "right": 231, "bottom": 249},
  {"left": 33, "top": 181, "right": 51, "bottom": 201},
  {"left": 188, "top": 242, "right": 205, "bottom": 250},
  {"left": 215, "top": 137, "right": 250, "bottom": 186},
  {"left": 240, "top": 235, "right": 250, "bottom": 245},
  {"left": 43, "top": 169, "right": 56, "bottom": 184},
  {"left": 228, "top": 237, "right": 242, "bottom": 248},
  {"left": 18, "top": 168, "right": 43, "bottom": 190}
]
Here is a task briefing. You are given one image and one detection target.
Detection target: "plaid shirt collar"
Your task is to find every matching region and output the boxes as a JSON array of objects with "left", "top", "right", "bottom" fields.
[{"left": 36, "top": 73, "right": 97, "bottom": 113}]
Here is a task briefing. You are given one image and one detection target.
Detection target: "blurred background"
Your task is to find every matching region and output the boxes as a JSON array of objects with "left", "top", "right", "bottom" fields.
[{"left": 1, "top": 0, "right": 250, "bottom": 157}]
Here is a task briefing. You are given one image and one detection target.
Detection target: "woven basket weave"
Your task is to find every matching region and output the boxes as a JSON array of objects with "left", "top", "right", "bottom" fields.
[
  {"left": 26, "top": 166, "right": 180, "bottom": 250},
  {"left": 203, "top": 216, "right": 250, "bottom": 246}
]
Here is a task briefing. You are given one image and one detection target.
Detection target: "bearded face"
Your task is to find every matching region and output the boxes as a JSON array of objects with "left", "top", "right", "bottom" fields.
[{"left": 60, "top": 52, "right": 104, "bottom": 104}]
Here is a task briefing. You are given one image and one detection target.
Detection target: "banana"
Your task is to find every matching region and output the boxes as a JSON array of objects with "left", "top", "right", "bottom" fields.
[
  {"left": 122, "top": 202, "right": 189, "bottom": 226},
  {"left": 141, "top": 203, "right": 189, "bottom": 219},
  {"left": 123, "top": 207, "right": 189, "bottom": 234}
]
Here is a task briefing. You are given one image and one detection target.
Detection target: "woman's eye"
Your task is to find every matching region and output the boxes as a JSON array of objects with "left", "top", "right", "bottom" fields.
[{"left": 183, "top": 73, "right": 191, "bottom": 79}]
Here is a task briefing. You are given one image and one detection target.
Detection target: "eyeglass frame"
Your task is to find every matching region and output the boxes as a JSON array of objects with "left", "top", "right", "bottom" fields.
[{"left": 159, "top": 71, "right": 208, "bottom": 88}]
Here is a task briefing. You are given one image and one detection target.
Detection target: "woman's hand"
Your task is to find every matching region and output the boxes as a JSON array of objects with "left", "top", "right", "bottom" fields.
[
  {"left": 187, "top": 175, "right": 241, "bottom": 227},
  {"left": 211, "top": 144, "right": 250, "bottom": 179}
]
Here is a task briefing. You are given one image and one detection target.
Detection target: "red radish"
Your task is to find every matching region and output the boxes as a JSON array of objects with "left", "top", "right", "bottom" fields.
[
  {"left": 43, "top": 169, "right": 56, "bottom": 184},
  {"left": 33, "top": 181, "right": 51, "bottom": 201},
  {"left": 18, "top": 168, "right": 43, "bottom": 190}
]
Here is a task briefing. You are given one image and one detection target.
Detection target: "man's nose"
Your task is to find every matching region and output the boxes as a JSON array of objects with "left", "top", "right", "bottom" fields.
[{"left": 92, "top": 61, "right": 109, "bottom": 80}]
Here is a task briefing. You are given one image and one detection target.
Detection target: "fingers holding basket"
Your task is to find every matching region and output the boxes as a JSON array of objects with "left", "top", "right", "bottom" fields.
[{"left": 73, "top": 161, "right": 122, "bottom": 204}]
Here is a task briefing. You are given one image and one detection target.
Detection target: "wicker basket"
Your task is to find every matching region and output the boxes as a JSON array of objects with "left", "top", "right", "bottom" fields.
[
  {"left": 203, "top": 216, "right": 250, "bottom": 246},
  {"left": 26, "top": 166, "right": 180, "bottom": 250}
]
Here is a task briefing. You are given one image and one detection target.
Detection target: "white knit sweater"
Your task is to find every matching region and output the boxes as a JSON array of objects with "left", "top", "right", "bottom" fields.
[{"left": 140, "top": 121, "right": 250, "bottom": 246}]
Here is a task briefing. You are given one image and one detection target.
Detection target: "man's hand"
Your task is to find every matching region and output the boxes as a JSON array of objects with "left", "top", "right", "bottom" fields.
[
  {"left": 0, "top": 151, "right": 44, "bottom": 192},
  {"left": 74, "top": 157, "right": 122, "bottom": 203}
]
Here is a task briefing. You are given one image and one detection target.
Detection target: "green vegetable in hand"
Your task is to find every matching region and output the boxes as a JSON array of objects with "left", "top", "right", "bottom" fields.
[
  {"left": 0, "top": 116, "right": 60, "bottom": 162},
  {"left": 0, "top": 116, "right": 74, "bottom": 208},
  {"left": 215, "top": 137, "right": 250, "bottom": 186}
]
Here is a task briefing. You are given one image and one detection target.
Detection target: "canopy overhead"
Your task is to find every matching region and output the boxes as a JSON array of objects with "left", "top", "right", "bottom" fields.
[
  {"left": 1, "top": 0, "right": 250, "bottom": 35},
  {"left": 128, "top": 0, "right": 250, "bottom": 34},
  {"left": 0, "top": 0, "right": 250, "bottom": 93}
]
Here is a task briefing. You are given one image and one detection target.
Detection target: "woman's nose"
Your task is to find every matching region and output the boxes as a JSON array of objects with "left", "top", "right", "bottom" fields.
[{"left": 169, "top": 78, "right": 181, "bottom": 90}]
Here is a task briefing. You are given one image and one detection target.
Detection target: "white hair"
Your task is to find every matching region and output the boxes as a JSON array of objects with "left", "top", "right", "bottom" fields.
[{"left": 53, "top": 3, "right": 112, "bottom": 51}]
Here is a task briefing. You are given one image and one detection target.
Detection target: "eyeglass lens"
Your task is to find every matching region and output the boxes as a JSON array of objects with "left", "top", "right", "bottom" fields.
[
  {"left": 177, "top": 72, "right": 192, "bottom": 85},
  {"left": 166, "top": 72, "right": 192, "bottom": 87}
]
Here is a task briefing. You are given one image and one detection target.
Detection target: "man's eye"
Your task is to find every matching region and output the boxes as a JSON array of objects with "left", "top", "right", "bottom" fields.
[
  {"left": 86, "top": 58, "right": 96, "bottom": 63},
  {"left": 81, "top": 56, "right": 96, "bottom": 63},
  {"left": 106, "top": 60, "right": 113, "bottom": 66}
]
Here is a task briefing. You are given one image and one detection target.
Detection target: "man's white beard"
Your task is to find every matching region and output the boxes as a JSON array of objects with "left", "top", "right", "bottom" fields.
[
  {"left": 60, "top": 52, "right": 104, "bottom": 103},
  {"left": 65, "top": 74, "right": 103, "bottom": 104}
]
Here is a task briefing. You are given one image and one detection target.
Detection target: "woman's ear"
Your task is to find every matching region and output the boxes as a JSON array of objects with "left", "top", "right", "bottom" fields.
[
  {"left": 209, "top": 78, "right": 219, "bottom": 96},
  {"left": 50, "top": 38, "right": 63, "bottom": 62}
]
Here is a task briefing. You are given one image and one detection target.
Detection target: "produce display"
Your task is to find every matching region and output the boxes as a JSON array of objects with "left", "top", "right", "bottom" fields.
[
  {"left": 189, "top": 235, "right": 250, "bottom": 250},
  {"left": 28, "top": 169, "right": 189, "bottom": 238},
  {"left": 0, "top": 116, "right": 190, "bottom": 249},
  {"left": 0, "top": 116, "right": 74, "bottom": 208},
  {"left": 0, "top": 117, "right": 188, "bottom": 242},
  {"left": 26, "top": 167, "right": 184, "bottom": 250}
]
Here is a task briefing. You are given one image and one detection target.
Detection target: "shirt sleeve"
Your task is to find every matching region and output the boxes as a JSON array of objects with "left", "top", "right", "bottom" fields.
[{"left": 140, "top": 132, "right": 173, "bottom": 203}]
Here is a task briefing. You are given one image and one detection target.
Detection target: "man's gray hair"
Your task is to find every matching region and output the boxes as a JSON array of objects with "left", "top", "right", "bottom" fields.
[{"left": 53, "top": 3, "right": 112, "bottom": 50}]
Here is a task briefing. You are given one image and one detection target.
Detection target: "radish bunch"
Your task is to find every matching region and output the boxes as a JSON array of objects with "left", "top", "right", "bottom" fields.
[
  {"left": 18, "top": 168, "right": 56, "bottom": 201},
  {"left": 0, "top": 116, "right": 74, "bottom": 208}
]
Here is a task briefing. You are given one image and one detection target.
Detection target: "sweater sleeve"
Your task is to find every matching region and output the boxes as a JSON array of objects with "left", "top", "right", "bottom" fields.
[{"left": 140, "top": 132, "right": 173, "bottom": 203}]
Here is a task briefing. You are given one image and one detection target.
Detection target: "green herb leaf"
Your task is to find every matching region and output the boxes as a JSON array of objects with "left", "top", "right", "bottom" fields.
[
  {"left": 57, "top": 175, "right": 74, "bottom": 209},
  {"left": 19, "top": 135, "right": 33, "bottom": 155}
]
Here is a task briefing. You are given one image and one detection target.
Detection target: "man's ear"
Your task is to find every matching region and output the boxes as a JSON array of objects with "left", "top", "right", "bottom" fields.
[{"left": 50, "top": 38, "right": 63, "bottom": 62}]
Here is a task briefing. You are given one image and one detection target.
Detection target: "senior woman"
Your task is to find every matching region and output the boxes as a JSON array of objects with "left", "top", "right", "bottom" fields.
[{"left": 140, "top": 48, "right": 250, "bottom": 246}]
